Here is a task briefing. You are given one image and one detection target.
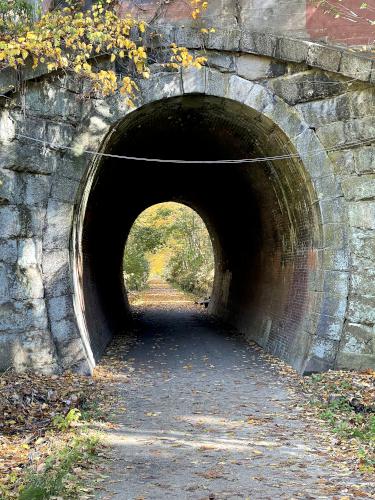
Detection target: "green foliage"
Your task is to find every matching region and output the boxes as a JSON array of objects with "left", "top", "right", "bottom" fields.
[
  {"left": 18, "top": 435, "right": 99, "bottom": 500},
  {"left": 52, "top": 408, "right": 81, "bottom": 431},
  {"left": 123, "top": 203, "right": 214, "bottom": 296},
  {"left": 164, "top": 208, "right": 214, "bottom": 296},
  {"left": 304, "top": 371, "right": 375, "bottom": 473},
  {"left": 0, "top": 0, "right": 33, "bottom": 33},
  {"left": 123, "top": 245, "right": 150, "bottom": 291}
]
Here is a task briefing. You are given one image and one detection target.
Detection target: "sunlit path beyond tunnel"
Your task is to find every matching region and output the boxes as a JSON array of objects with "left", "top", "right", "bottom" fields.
[{"left": 94, "top": 281, "right": 370, "bottom": 500}]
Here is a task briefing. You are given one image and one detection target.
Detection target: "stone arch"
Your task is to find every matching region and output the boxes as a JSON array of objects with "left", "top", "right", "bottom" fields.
[{"left": 39, "top": 68, "right": 347, "bottom": 375}]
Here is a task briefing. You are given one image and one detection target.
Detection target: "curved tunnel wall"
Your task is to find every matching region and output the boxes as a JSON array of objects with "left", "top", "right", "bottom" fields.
[{"left": 80, "top": 95, "right": 323, "bottom": 373}]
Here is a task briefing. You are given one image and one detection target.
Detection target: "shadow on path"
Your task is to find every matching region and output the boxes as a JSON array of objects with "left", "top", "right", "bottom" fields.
[{"left": 95, "top": 279, "right": 373, "bottom": 499}]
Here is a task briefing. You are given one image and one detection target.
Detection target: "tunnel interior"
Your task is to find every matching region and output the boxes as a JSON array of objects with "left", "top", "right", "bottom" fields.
[{"left": 79, "top": 95, "right": 323, "bottom": 373}]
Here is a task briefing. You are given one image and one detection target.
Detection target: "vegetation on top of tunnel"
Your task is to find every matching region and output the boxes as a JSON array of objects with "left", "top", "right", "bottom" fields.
[
  {"left": 123, "top": 202, "right": 214, "bottom": 297},
  {"left": 0, "top": 0, "right": 208, "bottom": 105}
]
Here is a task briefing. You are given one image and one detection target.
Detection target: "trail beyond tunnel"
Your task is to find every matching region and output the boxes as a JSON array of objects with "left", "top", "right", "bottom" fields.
[{"left": 78, "top": 94, "right": 326, "bottom": 374}]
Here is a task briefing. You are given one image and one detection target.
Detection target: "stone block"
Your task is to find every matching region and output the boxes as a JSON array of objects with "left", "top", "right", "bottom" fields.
[
  {"left": 0, "top": 170, "right": 23, "bottom": 205},
  {"left": 236, "top": 54, "right": 285, "bottom": 80},
  {"left": 316, "top": 313, "right": 345, "bottom": 341},
  {"left": 348, "top": 202, "right": 375, "bottom": 230},
  {"left": 266, "top": 70, "right": 347, "bottom": 106},
  {"left": 0, "top": 240, "right": 17, "bottom": 264},
  {"left": 0, "top": 299, "right": 48, "bottom": 333},
  {"left": 263, "top": 100, "right": 306, "bottom": 139},
  {"left": 323, "top": 270, "right": 349, "bottom": 296},
  {"left": 341, "top": 174, "right": 375, "bottom": 202},
  {"left": 317, "top": 116, "right": 375, "bottom": 150},
  {"left": 0, "top": 109, "right": 16, "bottom": 144},
  {"left": 339, "top": 323, "right": 374, "bottom": 355},
  {"left": 228, "top": 75, "right": 253, "bottom": 104},
  {"left": 348, "top": 295, "right": 375, "bottom": 324},
  {"left": 310, "top": 336, "right": 339, "bottom": 363},
  {"left": 1, "top": 143, "right": 58, "bottom": 176},
  {"left": 42, "top": 249, "right": 72, "bottom": 298},
  {"left": 204, "top": 52, "right": 236, "bottom": 72},
  {"left": 294, "top": 129, "right": 332, "bottom": 180},
  {"left": 351, "top": 270, "right": 375, "bottom": 297},
  {"left": 328, "top": 149, "right": 355, "bottom": 176},
  {"left": 321, "top": 223, "right": 347, "bottom": 251},
  {"left": 0, "top": 206, "right": 21, "bottom": 238},
  {"left": 18, "top": 239, "right": 42, "bottom": 267},
  {"left": 47, "top": 295, "right": 74, "bottom": 323},
  {"left": 51, "top": 317, "right": 79, "bottom": 342},
  {"left": 276, "top": 37, "right": 309, "bottom": 63},
  {"left": 318, "top": 247, "right": 349, "bottom": 271},
  {"left": 318, "top": 197, "right": 345, "bottom": 224},
  {"left": 182, "top": 67, "right": 207, "bottom": 94},
  {"left": 140, "top": 72, "right": 182, "bottom": 105},
  {"left": 296, "top": 89, "right": 375, "bottom": 127},
  {"left": 350, "top": 228, "right": 375, "bottom": 269},
  {"left": 335, "top": 352, "right": 375, "bottom": 371},
  {"left": 20, "top": 206, "right": 46, "bottom": 238},
  {"left": 206, "top": 69, "right": 230, "bottom": 97},
  {"left": 318, "top": 291, "right": 347, "bottom": 319},
  {"left": 313, "top": 175, "right": 343, "bottom": 200},
  {"left": 9, "top": 265, "right": 44, "bottom": 300},
  {"left": 58, "top": 156, "right": 88, "bottom": 181},
  {"left": 44, "top": 200, "right": 74, "bottom": 251},
  {"left": 24, "top": 174, "right": 51, "bottom": 207},
  {"left": 240, "top": 32, "right": 278, "bottom": 57},
  {"left": 6, "top": 329, "right": 59, "bottom": 374},
  {"left": 0, "top": 263, "right": 10, "bottom": 302},
  {"left": 340, "top": 52, "right": 373, "bottom": 81},
  {"left": 354, "top": 147, "right": 375, "bottom": 175},
  {"left": 55, "top": 335, "right": 90, "bottom": 373},
  {"left": 244, "top": 83, "right": 274, "bottom": 113},
  {"left": 174, "top": 27, "right": 204, "bottom": 49},
  {"left": 207, "top": 29, "right": 240, "bottom": 51},
  {"left": 306, "top": 43, "right": 342, "bottom": 73},
  {"left": 50, "top": 175, "right": 80, "bottom": 204},
  {"left": 24, "top": 80, "right": 82, "bottom": 123}
]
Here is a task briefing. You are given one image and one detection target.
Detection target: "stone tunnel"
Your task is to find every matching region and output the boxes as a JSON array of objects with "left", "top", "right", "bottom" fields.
[{"left": 0, "top": 22, "right": 374, "bottom": 374}]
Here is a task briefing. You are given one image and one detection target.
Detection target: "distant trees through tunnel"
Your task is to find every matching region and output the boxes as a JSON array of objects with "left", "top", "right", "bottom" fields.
[
  {"left": 79, "top": 94, "right": 324, "bottom": 374},
  {"left": 123, "top": 202, "right": 215, "bottom": 298}
]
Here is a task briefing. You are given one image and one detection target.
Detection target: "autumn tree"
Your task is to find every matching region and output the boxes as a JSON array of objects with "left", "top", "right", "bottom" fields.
[{"left": 0, "top": 0, "right": 208, "bottom": 103}]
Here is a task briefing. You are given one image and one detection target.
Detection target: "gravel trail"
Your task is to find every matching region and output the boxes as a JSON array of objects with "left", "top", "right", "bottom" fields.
[{"left": 95, "top": 279, "right": 373, "bottom": 500}]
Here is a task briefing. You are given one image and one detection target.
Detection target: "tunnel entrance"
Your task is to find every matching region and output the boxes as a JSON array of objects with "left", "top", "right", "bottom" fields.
[{"left": 77, "top": 95, "right": 322, "bottom": 374}]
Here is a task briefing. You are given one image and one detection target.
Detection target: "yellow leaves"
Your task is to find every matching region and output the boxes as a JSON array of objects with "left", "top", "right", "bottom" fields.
[
  {"left": 0, "top": 0, "right": 211, "bottom": 103},
  {"left": 191, "top": 0, "right": 209, "bottom": 18},
  {"left": 201, "top": 27, "right": 216, "bottom": 33},
  {"left": 47, "top": 62, "right": 57, "bottom": 72}
]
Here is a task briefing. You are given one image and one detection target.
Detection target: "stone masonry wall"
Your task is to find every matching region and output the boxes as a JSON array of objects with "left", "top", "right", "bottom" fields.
[{"left": 0, "top": 33, "right": 374, "bottom": 373}]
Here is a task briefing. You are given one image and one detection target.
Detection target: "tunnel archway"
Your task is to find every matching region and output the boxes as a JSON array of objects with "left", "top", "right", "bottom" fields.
[{"left": 74, "top": 93, "right": 330, "bottom": 374}]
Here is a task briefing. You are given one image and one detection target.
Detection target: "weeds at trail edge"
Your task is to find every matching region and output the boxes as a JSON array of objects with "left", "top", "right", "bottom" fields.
[{"left": 18, "top": 435, "right": 100, "bottom": 500}]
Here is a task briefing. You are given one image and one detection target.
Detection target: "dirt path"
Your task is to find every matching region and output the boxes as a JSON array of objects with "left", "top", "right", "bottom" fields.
[{"left": 95, "top": 279, "right": 374, "bottom": 500}]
